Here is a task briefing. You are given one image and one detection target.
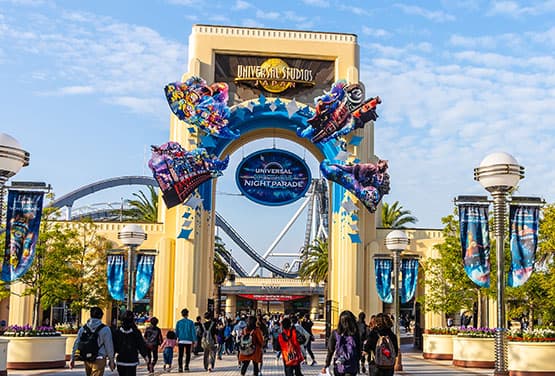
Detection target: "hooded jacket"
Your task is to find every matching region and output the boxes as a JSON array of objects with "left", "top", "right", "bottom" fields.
[{"left": 71, "top": 318, "right": 115, "bottom": 362}]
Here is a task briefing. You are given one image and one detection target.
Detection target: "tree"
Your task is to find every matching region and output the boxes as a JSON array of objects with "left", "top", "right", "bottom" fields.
[
  {"left": 298, "top": 238, "right": 328, "bottom": 283},
  {"left": 381, "top": 201, "right": 418, "bottom": 228},
  {"left": 125, "top": 187, "right": 159, "bottom": 222},
  {"left": 213, "top": 236, "right": 230, "bottom": 285}
]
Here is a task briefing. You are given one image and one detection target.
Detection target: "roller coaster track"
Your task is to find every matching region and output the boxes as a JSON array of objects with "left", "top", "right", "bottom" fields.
[{"left": 215, "top": 212, "right": 298, "bottom": 278}]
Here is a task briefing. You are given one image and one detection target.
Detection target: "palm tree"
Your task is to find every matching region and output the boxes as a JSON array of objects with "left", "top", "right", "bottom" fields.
[
  {"left": 298, "top": 238, "right": 328, "bottom": 283},
  {"left": 125, "top": 186, "right": 159, "bottom": 222},
  {"left": 381, "top": 201, "right": 418, "bottom": 228},
  {"left": 213, "top": 236, "right": 230, "bottom": 314}
]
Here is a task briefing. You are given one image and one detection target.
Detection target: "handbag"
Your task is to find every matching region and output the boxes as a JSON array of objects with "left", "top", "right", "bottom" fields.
[{"left": 368, "top": 361, "right": 378, "bottom": 376}]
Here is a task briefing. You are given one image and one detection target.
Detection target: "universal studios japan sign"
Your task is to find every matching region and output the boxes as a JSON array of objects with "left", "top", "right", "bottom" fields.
[
  {"left": 236, "top": 149, "right": 312, "bottom": 206},
  {"left": 235, "top": 58, "right": 314, "bottom": 93}
]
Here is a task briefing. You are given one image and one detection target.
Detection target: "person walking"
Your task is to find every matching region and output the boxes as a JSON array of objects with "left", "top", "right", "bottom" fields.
[
  {"left": 363, "top": 313, "right": 399, "bottom": 376},
  {"left": 301, "top": 313, "right": 316, "bottom": 366},
  {"left": 357, "top": 312, "right": 369, "bottom": 373},
  {"left": 112, "top": 310, "right": 149, "bottom": 376},
  {"left": 238, "top": 315, "right": 264, "bottom": 376},
  {"left": 224, "top": 318, "right": 234, "bottom": 355},
  {"left": 322, "top": 310, "right": 361, "bottom": 376},
  {"left": 201, "top": 312, "right": 218, "bottom": 372},
  {"left": 278, "top": 317, "right": 304, "bottom": 376},
  {"left": 194, "top": 315, "right": 204, "bottom": 356},
  {"left": 144, "top": 317, "right": 163, "bottom": 374},
  {"left": 70, "top": 306, "right": 116, "bottom": 376},
  {"left": 161, "top": 330, "right": 178, "bottom": 371},
  {"left": 175, "top": 308, "right": 197, "bottom": 372},
  {"left": 291, "top": 315, "right": 310, "bottom": 364}
]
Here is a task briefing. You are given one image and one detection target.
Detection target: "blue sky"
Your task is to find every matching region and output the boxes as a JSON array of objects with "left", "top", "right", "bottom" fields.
[{"left": 2, "top": 0, "right": 555, "bottom": 272}]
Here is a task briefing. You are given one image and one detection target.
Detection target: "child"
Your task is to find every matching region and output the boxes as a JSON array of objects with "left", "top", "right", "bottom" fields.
[{"left": 161, "top": 330, "right": 178, "bottom": 371}]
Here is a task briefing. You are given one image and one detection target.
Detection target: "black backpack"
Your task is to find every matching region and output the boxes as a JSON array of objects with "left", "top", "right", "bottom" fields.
[{"left": 76, "top": 324, "right": 105, "bottom": 361}]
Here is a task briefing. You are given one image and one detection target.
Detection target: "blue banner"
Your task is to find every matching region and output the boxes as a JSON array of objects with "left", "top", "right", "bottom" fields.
[
  {"left": 1, "top": 190, "right": 44, "bottom": 282},
  {"left": 508, "top": 205, "right": 539, "bottom": 287},
  {"left": 401, "top": 258, "right": 419, "bottom": 303},
  {"left": 374, "top": 258, "right": 393, "bottom": 303},
  {"left": 459, "top": 204, "right": 491, "bottom": 288},
  {"left": 107, "top": 255, "right": 125, "bottom": 301},
  {"left": 135, "top": 254, "right": 155, "bottom": 301}
]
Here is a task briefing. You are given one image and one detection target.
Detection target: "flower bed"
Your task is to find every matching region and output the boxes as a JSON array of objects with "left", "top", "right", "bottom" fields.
[
  {"left": 423, "top": 332, "right": 456, "bottom": 360},
  {"left": 425, "top": 327, "right": 459, "bottom": 335},
  {"left": 2, "top": 325, "right": 59, "bottom": 337},
  {"left": 507, "top": 328, "right": 555, "bottom": 375},
  {"left": 5, "top": 336, "right": 67, "bottom": 369},
  {"left": 453, "top": 329, "right": 495, "bottom": 368}
]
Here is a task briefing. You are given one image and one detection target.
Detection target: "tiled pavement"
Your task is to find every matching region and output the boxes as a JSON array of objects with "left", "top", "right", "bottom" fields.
[{"left": 9, "top": 340, "right": 492, "bottom": 376}]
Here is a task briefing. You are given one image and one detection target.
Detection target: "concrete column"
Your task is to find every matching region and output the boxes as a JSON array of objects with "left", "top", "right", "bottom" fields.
[
  {"left": 152, "top": 237, "right": 175, "bottom": 330},
  {"left": 310, "top": 294, "right": 319, "bottom": 320},
  {"left": 8, "top": 282, "right": 33, "bottom": 325},
  {"left": 225, "top": 295, "right": 236, "bottom": 317}
]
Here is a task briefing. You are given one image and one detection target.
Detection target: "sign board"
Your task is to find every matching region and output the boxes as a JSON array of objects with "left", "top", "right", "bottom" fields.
[{"left": 236, "top": 149, "right": 312, "bottom": 206}]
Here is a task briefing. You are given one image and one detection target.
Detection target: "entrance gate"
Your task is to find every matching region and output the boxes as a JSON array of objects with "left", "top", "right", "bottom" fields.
[{"left": 152, "top": 25, "right": 381, "bottom": 329}]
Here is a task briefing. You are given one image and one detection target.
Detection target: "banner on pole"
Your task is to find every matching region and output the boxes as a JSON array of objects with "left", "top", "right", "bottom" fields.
[
  {"left": 374, "top": 258, "right": 393, "bottom": 303},
  {"left": 107, "top": 255, "right": 125, "bottom": 301},
  {"left": 401, "top": 258, "right": 419, "bottom": 303},
  {"left": 1, "top": 190, "right": 44, "bottom": 282},
  {"left": 459, "top": 204, "right": 491, "bottom": 288},
  {"left": 508, "top": 205, "right": 539, "bottom": 287},
  {"left": 135, "top": 254, "right": 155, "bottom": 301}
]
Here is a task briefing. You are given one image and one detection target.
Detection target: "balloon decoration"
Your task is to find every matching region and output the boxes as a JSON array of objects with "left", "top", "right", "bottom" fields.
[
  {"left": 296, "top": 80, "right": 381, "bottom": 143},
  {"left": 148, "top": 141, "right": 229, "bottom": 209},
  {"left": 320, "top": 159, "right": 390, "bottom": 213},
  {"left": 164, "top": 76, "right": 239, "bottom": 139}
]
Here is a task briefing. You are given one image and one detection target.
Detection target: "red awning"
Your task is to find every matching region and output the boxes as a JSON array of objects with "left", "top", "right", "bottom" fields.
[{"left": 238, "top": 294, "right": 307, "bottom": 302}]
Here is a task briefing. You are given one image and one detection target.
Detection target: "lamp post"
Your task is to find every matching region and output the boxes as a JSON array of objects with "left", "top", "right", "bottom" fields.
[
  {"left": 385, "top": 229, "right": 410, "bottom": 372},
  {"left": 118, "top": 224, "right": 147, "bottom": 312},
  {"left": 0, "top": 133, "right": 30, "bottom": 224},
  {"left": 474, "top": 152, "right": 523, "bottom": 376}
]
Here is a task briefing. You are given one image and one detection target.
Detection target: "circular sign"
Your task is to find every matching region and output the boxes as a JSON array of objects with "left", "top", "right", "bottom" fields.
[{"left": 235, "top": 149, "right": 312, "bottom": 206}]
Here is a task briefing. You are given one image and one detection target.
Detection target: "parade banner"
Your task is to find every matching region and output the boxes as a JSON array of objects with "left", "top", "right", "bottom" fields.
[
  {"left": 107, "top": 255, "right": 125, "bottom": 301},
  {"left": 401, "top": 258, "right": 419, "bottom": 303},
  {"left": 508, "top": 205, "right": 539, "bottom": 287},
  {"left": 238, "top": 294, "right": 306, "bottom": 302},
  {"left": 459, "top": 204, "right": 491, "bottom": 288},
  {"left": 374, "top": 258, "right": 393, "bottom": 303},
  {"left": 135, "top": 254, "right": 155, "bottom": 301},
  {"left": 1, "top": 190, "right": 44, "bottom": 282}
]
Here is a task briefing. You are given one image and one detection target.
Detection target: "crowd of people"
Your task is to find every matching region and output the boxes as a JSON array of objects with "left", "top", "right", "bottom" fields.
[{"left": 69, "top": 306, "right": 400, "bottom": 376}]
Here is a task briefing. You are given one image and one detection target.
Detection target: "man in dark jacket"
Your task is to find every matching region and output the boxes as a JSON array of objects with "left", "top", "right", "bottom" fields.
[
  {"left": 363, "top": 313, "right": 399, "bottom": 376},
  {"left": 113, "top": 310, "right": 149, "bottom": 376},
  {"left": 357, "top": 312, "right": 369, "bottom": 373}
]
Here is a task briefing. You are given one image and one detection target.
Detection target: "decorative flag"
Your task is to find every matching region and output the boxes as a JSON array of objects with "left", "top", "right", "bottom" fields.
[
  {"left": 401, "top": 258, "right": 419, "bottom": 303},
  {"left": 107, "top": 255, "right": 125, "bottom": 301},
  {"left": 135, "top": 254, "right": 155, "bottom": 301},
  {"left": 508, "top": 205, "right": 539, "bottom": 287},
  {"left": 374, "top": 258, "right": 393, "bottom": 303},
  {"left": 1, "top": 190, "right": 44, "bottom": 282},
  {"left": 459, "top": 204, "right": 491, "bottom": 288}
]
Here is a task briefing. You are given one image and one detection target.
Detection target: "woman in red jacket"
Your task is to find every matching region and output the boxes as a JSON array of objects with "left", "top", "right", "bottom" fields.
[
  {"left": 278, "top": 317, "right": 304, "bottom": 376},
  {"left": 238, "top": 316, "right": 264, "bottom": 376}
]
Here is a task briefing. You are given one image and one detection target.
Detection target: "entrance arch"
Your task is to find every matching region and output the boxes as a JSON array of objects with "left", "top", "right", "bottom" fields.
[{"left": 153, "top": 25, "right": 379, "bottom": 329}]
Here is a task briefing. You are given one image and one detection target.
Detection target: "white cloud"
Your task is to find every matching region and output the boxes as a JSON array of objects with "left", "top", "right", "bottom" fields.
[
  {"left": 58, "top": 85, "right": 94, "bottom": 95},
  {"left": 488, "top": 0, "right": 555, "bottom": 16},
  {"left": 255, "top": 10, "right": 280, "bottom": 20},
  {"left": 395, "top": 3, "right": 456, "bottom": 22},
  {"left": 233, "top": 0, "right": 251, "bottom": 10},
  {"left": 0, "top": 9, "right": 187, "bottom": 115},
  {"left": 361, "top": 27, "right": 391, "bottom": 38},
  {"left": 301, "top": 0, "right": 330, "bottom": 7}
]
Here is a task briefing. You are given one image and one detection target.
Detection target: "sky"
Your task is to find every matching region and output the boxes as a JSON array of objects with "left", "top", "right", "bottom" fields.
[{"left": 2, "top": 0, "right": 555, "bottom": 273}]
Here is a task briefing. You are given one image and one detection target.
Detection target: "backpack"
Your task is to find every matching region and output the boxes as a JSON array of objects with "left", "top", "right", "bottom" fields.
[
  {"left": 201, "top": 322, "right": 215, "bottom": 349},
  {"left": 144, "top": 326, "right": 160, "bottom": 348},
  {"left": 295, "top": 327, "right": 307, "bottom": 345},
  {"left": 374, "top": 334, "right": 396, "bottom": 368},
  {"left": 333, "top": 331, "right": 358, "bottom": 374},
  {"left": 76, "top": 324, "right": 105, "bottom": 362},
  {"left": 281, "top": 331, "right": 302, "bottom": 366},
  {"left": 239, "top": 329, "right": 256, "bottom": 356}
]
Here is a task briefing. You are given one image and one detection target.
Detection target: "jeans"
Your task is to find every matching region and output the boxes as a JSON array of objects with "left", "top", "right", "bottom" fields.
[
  {"left": 203, "top": 345, "right": 216, "bottom": 370},
  {"left": 284, "top": 364, "right": 303, "bottom": 376},
  {"left": 146, "top": 345, "right": 159, "bottom": 370},
  {"left": 163, "top": 347, "right": 174, "bottom": 366},
  {"left": 178, "top": 343, "right": 192, "bottom": 370},
  {"left": 305, "top": 341, "right": 315, "bottom": 362}
]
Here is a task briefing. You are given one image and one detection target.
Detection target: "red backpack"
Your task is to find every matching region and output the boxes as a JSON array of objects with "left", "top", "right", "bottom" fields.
[{"left": 281, "top": 330, "right": 303, "bottom": 366}]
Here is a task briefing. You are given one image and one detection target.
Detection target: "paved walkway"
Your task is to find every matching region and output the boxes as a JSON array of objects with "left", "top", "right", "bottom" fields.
[{"left": 8, "top": 341, "right": 492, "bottom": 376}]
